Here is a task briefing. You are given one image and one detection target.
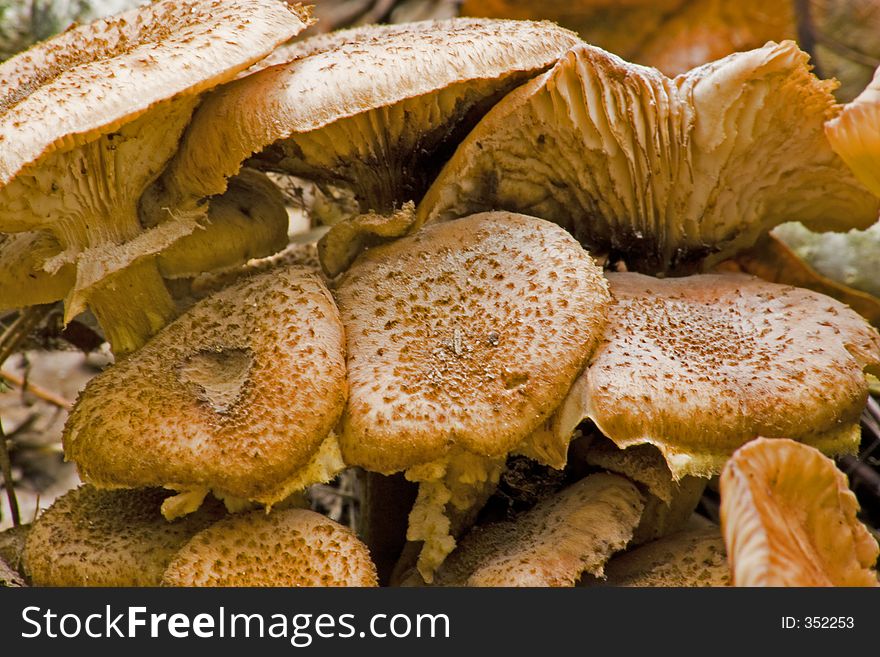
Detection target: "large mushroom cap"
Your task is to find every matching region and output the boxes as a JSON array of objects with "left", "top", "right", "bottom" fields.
[
  {"left": 335, "top": 211, "right": 610, "bottom": 579},
  {"left": 146, "top": 18, "right": 582, "bottom": 274},
  {"left": 826, "top": 65, "right": 880, "bottom": 197},
  {"left": 721, "top": 438, "right": 879, "bottom": 586},
  {"left": 336, "top": 212, "right": 610, "bottom": 473},
  {"left": 433, "top": 473, "right": 644, "bottom": 586},
  {"left": 64, "top": 264, "right": 347, "bottom": 515},
  {"left": 24, "top": 486, "right": 225, "bottom": 587},
  {"left": 417, "top": 41, "right": 878, "bottom": 275},
  {"left": 582, "top": 272, "right": 880, "bottom": 478},
  {"left": 162, "top": 508, "right": 378, "bottom": 587},
  {"left": 0, "top": 0, "right": 312, "bottom": 354}
]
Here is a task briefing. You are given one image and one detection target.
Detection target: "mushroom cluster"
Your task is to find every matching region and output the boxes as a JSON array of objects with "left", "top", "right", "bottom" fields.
[{"left": 2, "top": 1, "right": 880, "bottom": 587}]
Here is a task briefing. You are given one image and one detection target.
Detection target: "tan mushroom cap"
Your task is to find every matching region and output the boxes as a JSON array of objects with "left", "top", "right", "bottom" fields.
[
  {"left": 0, "top": 524, "right": 29, "bottom": 576},
  {"left": 0, "top": 232, "right": 73, "bottom": 310},
  {"left": 433, "top": 473, "right": 644, "bottom": 586},
  {"left": 826, "top": 65, "right": 880, "bottom": 197},
  {"left": 147, "top": 18, "right": 581, "bottom": 274},
  {"left": 417, "top": 41, "right": 878, "bottom": 275},
  {"left": 24, "top": 486, "right": 225, "bottom": 587},
  {"left": 64, "top": 264, "right": 347, "bottom": 516},
  {"left": 580, "top": 272, "right": 880, "bottom": 478},
  {"left": 162, "top": 508, "right": 378, "bottom": 587},
  {"left": 0, "top": 0, "right": 312, "bottom": 354},
  {"left": 336, "top": 212, "right": 610, "bottom": 473},
  {"left": 721, "top": 438, "right": 879, "bottom": 587},
  {"left": 595, "top": 526, "right": 729, "bottom": 587}
]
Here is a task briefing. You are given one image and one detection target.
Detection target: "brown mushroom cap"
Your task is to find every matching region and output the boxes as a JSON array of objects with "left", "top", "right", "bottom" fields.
[
  {"left": 594, "top": 526, "right": 729, "bottom": 587},
  {"left": 64, "top": 264, "right": 347, "bottom": 515},
  {"left": 433, "top": 473, "right": 644, "bottom": 586},
  {"left": 24, "top": 486, "right": 225, "bottom": 587},
  {"left": 162, "top": 508, "right": 378, "bottom": 587},
  {"left": 721, "top": 437, "right": 879, "bottom": 586},
  {"left": 0, "top": 524, "right": 29, "bottom": 579},
  {"left": 417, "top": 41, "right": 878, "bottom": 275},
  {"left": 0, "top": 0, "right": 311, "bottom": 353},
  {"left": 826, "top": 66, "right": 880, "bottom": 197},
  {"left": 145, "top": 18, "right": 582, "bottom": 275},
  {"left": 581, "top": 272, "right": 880, "bottom": 478}
]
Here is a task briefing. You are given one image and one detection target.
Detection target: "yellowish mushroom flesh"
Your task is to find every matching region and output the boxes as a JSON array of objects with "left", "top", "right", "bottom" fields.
[
  {"left": 826, "top": 66, "right": 880, "bottom": 197},
  {"left": 334, "top": 212, "right": 611, "bottom": 580},
  {"left": 417, "top": 41, "right": 878, "bottom": 275},
  {"left": 721, "top": 438, "right": 879, "bottom": 586},
  {"left": 0, "top": 232, "right": 74, "bottom": 310},
  {"left": 0, "top": 0, "right": 312, "bottom": 354}
]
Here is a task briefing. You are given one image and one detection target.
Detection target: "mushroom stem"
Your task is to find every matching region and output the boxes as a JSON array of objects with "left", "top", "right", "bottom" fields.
[{"left": 85, "top": 259, "right": 176, "bottom": 355}]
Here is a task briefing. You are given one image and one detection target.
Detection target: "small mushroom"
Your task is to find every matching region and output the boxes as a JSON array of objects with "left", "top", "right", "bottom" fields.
[
  {"left": 142, "top": 18, "right": 582, "bottom": 276},
  {"left": 417, "top": 41, "right": 878, "bottom": 275},
  {"left": 0, "top": 232, "right": 74, "bottom": 310},
  {"left": 162, "top": 508, "right": 378, "bottom": 587},
  {"left": 578, "top": 272, "right": 880, "bottom": 478},
  {"left": 64, "top": 265, "right": 348, "bottom": 518},
  {"left": 721, "top": 437, "right": 879, "bottom": 586},
  {"left": 0, "top": 0, "right": 312, "bottom": 353},
  {"left": 432, "top": 473, "right": 644, "bottom": 586},
  {"left": 334, "top": 212, "right": 611, "bottom": 580},
  {"left": 24, "top": 486, "right": 225, "bottom": 587},
  {"left": 588, "top": 525, "right": 729, "bottom": 587}
]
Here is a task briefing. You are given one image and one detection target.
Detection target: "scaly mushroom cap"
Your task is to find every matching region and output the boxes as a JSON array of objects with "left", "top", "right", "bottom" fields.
[
  {"left": 596, "top": 526, "right": 729, "bottom": 587},
  {"left": 24, "top": 486, "right": 225, "bottom": 587},
  {"left": 721, "top": 438, "right": 879, "bottom": 586},
  {"left": 826, "top": 66, "right": 880, "bottom": 197},
  {"left": 582, "top": 273, "right": 880, "bottom": 478},
  {"left": 418, "top": 41, "right": 878, "bottom": 275},
  {"left": 335, "top": 211, "right": 610, "bottom": 579},
  {"left": 146, "top": 18, "right": 581, "bottom": 274},
  {"left": 336, "top": 212, "right": 610, "bottom": 473},
  {"left": 0, "top": 0, "right": 311, "bottom": 353},
  {"left": 64, "top": 265, "right": 347, "bottom": 516},
  {"left": 162, "top": 508, "right": 378, "bottom": 587},
  {"left": 433, "top": 473, "right": 644, "bottom": 586}
]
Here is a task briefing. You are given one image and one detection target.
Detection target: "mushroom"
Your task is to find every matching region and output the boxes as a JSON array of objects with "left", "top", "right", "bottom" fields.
[
  {"left": 0, "top": 169, "right": 290, "bottom": 316},
  {"left": 334, "top": 212, "right": 611, "bottom": 580},
  {"left": 63, "top": 264, "right": 348, "bottom": 519},
  {"left": 417, "top": 41, "right": 879, "bottom": 275},
  {"left": 587, "top": 524, "right": 729, "bottom": 587},
  {"left": 0, "top": 557, "right": 25, "bottom": 587},
  {"left": 162, "top": 508, "right": 378, "bottom": 587},
  {"left": 140, "top": 18, "right": 583, "bottom": 276},
  {"left": 826, "top": 65, "right": 880, "bottom": 197},
  {"left": 721, "top": 437, "right": 879, "bottom": 586},
  {"left": 0, "top": 524, "right": 28, "bottom": 577},
  {"left": 576, "top": 272, "right": 880, "bottom": 479},
  {"left": 0, "top": 0, "right": 312, "bottom": 354},
  {"left": 24, "top": 486, "right": 225, "bottom": 587},
  {"left": 431, "top": 473, "right": 644, "bottom": 586}
]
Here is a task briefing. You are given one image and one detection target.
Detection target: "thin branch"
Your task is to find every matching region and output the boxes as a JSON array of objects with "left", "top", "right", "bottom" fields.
[
  {"left": 0, "top": 305, "right": 52, "bottom": 366},
  {"left": 793, "top": 0, "right": 823, "bottom": 79},
  {"left": 0, "top": 420, "right": 20, "bottom": 527},
  {"left": 0, "top": 368, "right": 73, "bottom": 411}
]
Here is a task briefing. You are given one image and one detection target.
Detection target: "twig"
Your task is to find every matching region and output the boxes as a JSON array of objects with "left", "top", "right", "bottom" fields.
[
  {"left": 793, "top": 0, "right": 823, "bottom": 79},
  {"left": 0, "top": 420, "right": 20, "bottom": 527},
  {"left": 0, "top": 368, "right": 74, "bottom": 411},
  {"left": 0, "top": 305, "right": 51, "bottom": 366}
]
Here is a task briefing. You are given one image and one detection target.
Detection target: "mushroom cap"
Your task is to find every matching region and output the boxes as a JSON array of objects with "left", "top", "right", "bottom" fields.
[
  {"left": 433, "top": 473, "right": 644, "bottom": 586},
  {"left": 64, "top": 264, "right": 347, "bottom": 506},
  {"left": 162, "top": 508, "right": 378, "bottom": 587},
  {"left": 596, "top": 526, "right": 729, "bottom": 587},
  {"left": 334, "top": 212, "right": 611, "bottom": 473},
  {"left": 0, "top": 0, "right": 311, "bottom": 186},
  {"left": 826, "top": 65, "right": 880, "bottom": 197},
  {"left": 721, "top": 437, "right": 879, "bottom": 586},
  {"left": 0, "top": 232, "right": 73, "bottom": 310},
  {"left": 1, "top": 557, "right": 25, "bottom": 587},
  {"left": 417, "top": 41, "right": 878, "bottom": 275},
  {"left": 0, "top": 524, "right": 29, "bottom": 578},
  {"left": 24, "top": 486, "right": 225, "bottom": 587},
  {"left": 152, "top": 18, "right": 582, "bottom": 213},
  {"left": 584, "top": 272, "right": 880, "bottom": 478}
]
